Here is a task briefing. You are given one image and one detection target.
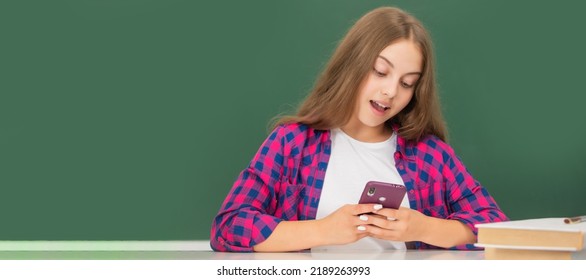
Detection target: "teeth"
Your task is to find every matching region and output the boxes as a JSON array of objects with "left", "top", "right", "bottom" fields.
[{"left": 372, "top": 101, "right": 389, "bottom": 110}]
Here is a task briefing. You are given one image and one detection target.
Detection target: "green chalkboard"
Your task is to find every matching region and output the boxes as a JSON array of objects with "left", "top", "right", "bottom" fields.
[{"left": 1, "top": 0, "right": 585, "bottom": 240}]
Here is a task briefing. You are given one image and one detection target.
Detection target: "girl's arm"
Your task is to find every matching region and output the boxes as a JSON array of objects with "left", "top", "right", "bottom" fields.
[
  {"left": 361, "top": 138, "right": 507, "bottom": 249},
  {"left": 211, "top": 124, "right": 376, "bottom": 252},
  {"left": 210, "top": 126, "right": 289, "bottom": 252},
  {"left": 253, "top": 204, "right": 379, "bottom": 252},
  {"left": 361, "top": 207, "right": 476, "bottom": 248}
]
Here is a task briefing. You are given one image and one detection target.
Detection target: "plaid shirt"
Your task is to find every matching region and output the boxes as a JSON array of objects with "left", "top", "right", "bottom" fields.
[{"left": 211, "top": 123, "right": 508, "bottom": 252}]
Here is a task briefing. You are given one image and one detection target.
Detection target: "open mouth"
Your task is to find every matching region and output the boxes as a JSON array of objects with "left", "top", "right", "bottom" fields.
[{"left": 370, "top": 100, "right": 390, "bottom": 113}]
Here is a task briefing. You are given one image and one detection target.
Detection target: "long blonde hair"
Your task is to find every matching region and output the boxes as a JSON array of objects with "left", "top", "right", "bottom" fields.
[{"left": 274, "top": 7, "right": 447, "bottom": 142}]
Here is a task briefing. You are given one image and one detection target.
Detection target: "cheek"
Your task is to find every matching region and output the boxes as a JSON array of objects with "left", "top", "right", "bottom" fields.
[
  {"left": 395, "top": 91, "right": 414, "bottom": 109},
  {"left": 402, "top": 90, "right": 415, "bottom": 102},
  {"left": 359, "top": 76, "right": 379, "bottom": 97}
]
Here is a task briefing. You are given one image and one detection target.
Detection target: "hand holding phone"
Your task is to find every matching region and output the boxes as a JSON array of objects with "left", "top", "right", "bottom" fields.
[{"left": 358, "top": 181, "right": 406, "bottom": 209}]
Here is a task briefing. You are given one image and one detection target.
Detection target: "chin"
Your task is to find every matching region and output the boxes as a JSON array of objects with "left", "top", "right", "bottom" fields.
[{"left": 360, "top": 119, "right": 387, "bottom": 129}]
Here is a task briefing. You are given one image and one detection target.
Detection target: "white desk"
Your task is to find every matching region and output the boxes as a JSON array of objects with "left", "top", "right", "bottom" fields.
[
  {"left": 2, "top": 241, "right": 584, "bottom": 280},
  {"left": 207, "top": 250, "right": 484, "bottom": 260},
  {"left": 0, "top": 241, "right": 483, "bottom": 260}
]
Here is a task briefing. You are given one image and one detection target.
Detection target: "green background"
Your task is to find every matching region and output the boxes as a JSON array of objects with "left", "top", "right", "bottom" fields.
[{"left": 1, "top": 0, "right": 585, "bottom": 240}]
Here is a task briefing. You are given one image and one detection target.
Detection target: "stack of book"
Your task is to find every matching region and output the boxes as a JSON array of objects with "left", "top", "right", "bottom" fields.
[{"left": 474, "top": 217, "right": 586, "bottom": 260}]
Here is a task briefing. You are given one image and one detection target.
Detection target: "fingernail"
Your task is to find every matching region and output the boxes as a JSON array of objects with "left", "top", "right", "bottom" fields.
[
  {"left": 373, "top": 204, "right": 383, "bottom": 210},
  {"left": 357, "top": 226, "right": 366, "bottom": 231},
  {"left": 359, "top": 215, "right": 368, "bottom": 221}
]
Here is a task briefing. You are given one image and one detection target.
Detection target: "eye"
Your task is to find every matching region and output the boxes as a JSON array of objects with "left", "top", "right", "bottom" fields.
[
  {"left": 373, "top": 68, "right": 386, "bottom": 77},
  {"left": 400, "top": 80, "right": 414, "bottom": 89}
]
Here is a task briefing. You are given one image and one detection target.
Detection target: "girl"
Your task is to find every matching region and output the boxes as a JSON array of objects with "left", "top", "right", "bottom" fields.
[{"left": 210, "top": 7, "right": 507, "bottom": 252}]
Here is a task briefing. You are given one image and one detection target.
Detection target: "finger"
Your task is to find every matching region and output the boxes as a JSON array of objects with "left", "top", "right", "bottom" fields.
[
  {"left": 355, "top": 229, "right": 369, "bottom": 240},
  {"left": 374, "top": 208, "right": 399, "bottom": 220},
  {"left": 359, "top": 225, "right": 399, "bottom": 241},
  {"left": 351, "top": 203, "right": 384, "bottom": 215},
  {"left": 365, "top": 214, "right": 398, "bottom": 230},
  {"left": 356, "top": 213, "right": 380, "bottom": 229},
  {"left": 353, "top": 213, "right": 370, "bottom": 226}
]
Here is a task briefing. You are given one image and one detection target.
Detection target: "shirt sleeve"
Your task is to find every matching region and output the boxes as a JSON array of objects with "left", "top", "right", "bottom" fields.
[
  {"left": 441, "top": 145, "right": 509, "bottom": 250},
  {"left": 210, "top": 126, "right": 288, "bottom": 252}
]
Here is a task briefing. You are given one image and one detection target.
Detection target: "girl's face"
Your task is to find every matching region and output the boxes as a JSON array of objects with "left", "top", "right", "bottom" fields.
[{"left": 344, "top": 39, "right": 422, "bottom": 141}]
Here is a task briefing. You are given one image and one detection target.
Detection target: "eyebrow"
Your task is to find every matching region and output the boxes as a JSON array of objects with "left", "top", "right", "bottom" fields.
[{"left": 378, "top": 55, "right": 422, "bottom": 76}]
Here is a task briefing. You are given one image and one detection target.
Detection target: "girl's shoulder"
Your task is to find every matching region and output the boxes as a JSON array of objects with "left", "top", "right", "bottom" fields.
[
  {"left": 401, "top": 133, "right": 457, "bottom": 160},
  {"left": 274, "top": 122, "right": 310, "bottom": 134},
  {"left": 271, "top": 122, "right": 329, "bottom": 143},
  {"left": 418, "top": 134, "right": 451, "bottom": 150}
]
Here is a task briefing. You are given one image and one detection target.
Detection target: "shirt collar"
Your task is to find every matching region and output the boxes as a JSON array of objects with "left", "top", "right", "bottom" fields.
[{"left": 391, "top": 124, "right": 414, "bottom": 161}]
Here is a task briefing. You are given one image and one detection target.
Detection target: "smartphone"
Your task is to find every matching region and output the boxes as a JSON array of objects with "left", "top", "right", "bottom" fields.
[{"left": 358, "top": 181, "right": 406, "bottom": 209}]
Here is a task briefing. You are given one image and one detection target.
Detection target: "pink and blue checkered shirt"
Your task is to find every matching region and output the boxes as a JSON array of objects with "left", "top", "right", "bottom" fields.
[{"left": 211, "top": 123, "right": 508, "bottom": 251}]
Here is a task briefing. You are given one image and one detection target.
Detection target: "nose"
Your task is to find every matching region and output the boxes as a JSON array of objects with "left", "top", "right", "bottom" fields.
[{"left": 382, "top": 81, "right": 399, "bottom": 99}]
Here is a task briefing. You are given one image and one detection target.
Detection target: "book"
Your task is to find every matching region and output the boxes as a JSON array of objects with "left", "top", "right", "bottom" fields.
[
  {"left": 474, "top": 217, "right": 586, "bottom": 260},
  {"left": 475, "top": 217, "right": 585, "bottom": 250},
  {"left": 482, "top": 246, "right": 586, "bottom": 260}
]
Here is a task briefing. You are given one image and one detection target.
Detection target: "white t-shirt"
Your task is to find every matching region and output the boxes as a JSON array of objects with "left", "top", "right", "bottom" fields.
[{"left": 313, "top": 128, "right": 410, "bottom": 251}]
